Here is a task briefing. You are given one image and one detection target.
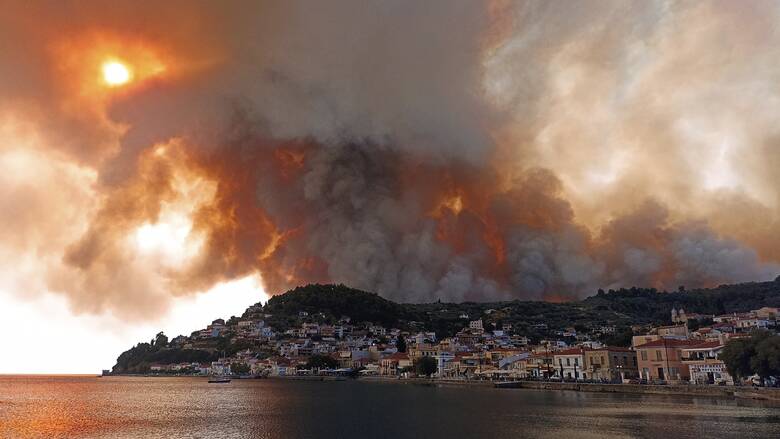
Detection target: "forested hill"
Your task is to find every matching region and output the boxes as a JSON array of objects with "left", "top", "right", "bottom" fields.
[
  {"left": 258, "top": 279, "right": 780, "bottom": 330},
  {"left": 112, "top": 278, "right": 780, "bottom": 373},
  {"left": 582, "top": 278, "right": 780, "bottom": 323}
]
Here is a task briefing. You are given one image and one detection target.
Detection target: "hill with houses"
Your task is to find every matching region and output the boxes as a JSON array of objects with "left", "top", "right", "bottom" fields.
[{"left": 111, "top": 278, "right": 780, "bottom": 375}]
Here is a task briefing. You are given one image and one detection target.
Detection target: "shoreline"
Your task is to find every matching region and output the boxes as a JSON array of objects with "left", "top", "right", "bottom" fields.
[
  {"left": 490, "top": 380, "right": 780, "bottom": 402},
  {"left": 354, "top": 376, "right": 780, "bottom": 403},
  {"left": 103, "top": 374, "right": 780, "bottom": 404}
]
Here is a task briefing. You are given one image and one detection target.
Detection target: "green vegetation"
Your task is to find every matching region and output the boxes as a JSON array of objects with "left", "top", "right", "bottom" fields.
[
  {"left": 584, "top": 281, "right": 780, "bottom": 324},
  {"left": 262, "top": 283, "right": 408, "bottom": 329},
  {"left": 396, "top": 335, "right": 407, "bottom": 353},
  {"left": 304, "top": 354, "right": 339, "bottom": 370},
  {"left": 113, "top": 333, "right": 217, "bottom": 374},
  {"left": 721, "top": 331, "right": 780, "bottom": 385},
  {"left": 414, "top": 356, "right": 438, "bottom": 377},
  {"left": 231, "top": 363, "right": 251, "bottom": 375}
]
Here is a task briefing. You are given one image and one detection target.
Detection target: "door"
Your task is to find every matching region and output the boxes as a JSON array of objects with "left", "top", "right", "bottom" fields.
[{"left": 658, "top": 367, "right": 665, "bottom": 380}]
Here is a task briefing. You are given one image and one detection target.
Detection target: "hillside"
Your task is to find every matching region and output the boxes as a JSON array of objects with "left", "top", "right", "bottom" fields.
[
  {"left": 261, "top": 284, "right": 409, "bottom": 329},
  {"left": 112, "top": 278, "right": 780, "bottom": 373}
]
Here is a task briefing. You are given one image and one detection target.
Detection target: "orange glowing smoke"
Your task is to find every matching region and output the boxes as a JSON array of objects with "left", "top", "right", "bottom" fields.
[{"left": 51, "top": 32, "right": 167, "bottom": 104}]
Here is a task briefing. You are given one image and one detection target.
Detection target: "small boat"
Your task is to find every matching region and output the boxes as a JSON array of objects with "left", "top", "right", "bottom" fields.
[{"left": 208, "top": 376, "right": 231, "bottom": 383}]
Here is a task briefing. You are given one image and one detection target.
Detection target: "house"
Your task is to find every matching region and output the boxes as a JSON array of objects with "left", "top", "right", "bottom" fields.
[
  {"left": 210, "top": 360, "right": 231, "bottom": 376},
  {"left": 657, "top": 325, "right": 688, "bottom": 338},
  {"left": 671, "top": 308, "right": 712, "bottom": 324},
  {"left": 599, "top": 325, "right": 616, "bottom": 334},
  {"left": 498, "top": 352, "right": 531, "bottom": 378},
  {"left": 526, "top": 352, "right": 555, "bottom": 378},
  {"left": 435, "top": 352, "right": 456, "bottom": 377},
  {"left": 380, "top": 352, "right": 411, "bottom": 376},
  {"left": 486, "top": 347, "right": 523, "bottom": 364},
  {"left": 553, "top": 348, "right": 587, "bottom": 380},
  {"left": 469, "top": 319, "right": 484, "bottom": 332},
  {"left": 735, "top": 318, "right": 770, "bottom": 331},
  {"left": 272, "top": 358, "right": 295, "bottom": 376},
  {"left": 753, "top": 307, "right": 779, "bottom": 319},
  {"left": 681, "top": 341, "right": 733, "bottom": 385},
  {"left": 635, "top": 339, "right": 701, "bottom": 382},
  {"left": 583, "top": 347, "right": 638, "bottom": 382},
  {"left": 407, "top": 343, "right": 438, "bottom": 361}
]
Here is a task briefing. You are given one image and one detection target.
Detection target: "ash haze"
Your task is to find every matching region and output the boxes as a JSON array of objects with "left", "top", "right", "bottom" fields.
[{"left": 1, "top": 0, "right": 779, "bottom": 372}]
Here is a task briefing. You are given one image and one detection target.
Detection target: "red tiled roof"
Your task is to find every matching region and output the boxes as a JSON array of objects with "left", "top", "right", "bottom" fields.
[
  {"left": 553, "top": 348, "right": 588, "bottom": 355},
  {"left": 385, "top": 352, "right": 410, "bottom": 361},
  {"left": 590, "top": 346, "right": 633, "bottom": 353},
  {"left": 635, "top": 339, "right": 700, "bottom": 349},
  {"left": 682, "top": 341, "right": 723, "bottom": 350},
  {"left": 529, "top": 352, "right": 553, "bottom": 359}
]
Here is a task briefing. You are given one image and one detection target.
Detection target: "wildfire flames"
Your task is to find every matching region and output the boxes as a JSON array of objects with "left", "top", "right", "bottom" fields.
[{"left": 1, "top": 1, "right": 779, "bottom": 320}]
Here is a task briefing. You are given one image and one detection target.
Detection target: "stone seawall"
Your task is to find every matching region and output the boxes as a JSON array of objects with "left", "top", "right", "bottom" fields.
[{"left": 495, "top": 381, "right": 780, "bottom": 402}]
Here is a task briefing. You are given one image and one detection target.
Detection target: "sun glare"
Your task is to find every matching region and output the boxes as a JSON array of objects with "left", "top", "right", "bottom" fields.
[{"left": 102, "top": 60, "right": 131, "bottom": 86}]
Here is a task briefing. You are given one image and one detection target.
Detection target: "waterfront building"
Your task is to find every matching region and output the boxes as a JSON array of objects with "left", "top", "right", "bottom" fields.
[
  {"left": 680, "top": 341, "right": 733, "bottom": 385},
  {"left": 635, "top": 339, "right": 700, "bottom": 383},
  {"left": 553, "top": 348, "right": 587, "bottom": 380},
  {"left": 583, "top": 347, "right": 638, "bottom": 381}
]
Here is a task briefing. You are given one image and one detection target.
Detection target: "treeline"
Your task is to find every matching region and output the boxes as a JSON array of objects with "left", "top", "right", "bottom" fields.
[
  {"left": 113, "top": 332, "right": 218, "bottom": 374},
  {"left": 584, "top": 278, "right": 780, "bottom": 323},
  {"left": 721, "top": 331, "right": 780, "bottom": 384}
]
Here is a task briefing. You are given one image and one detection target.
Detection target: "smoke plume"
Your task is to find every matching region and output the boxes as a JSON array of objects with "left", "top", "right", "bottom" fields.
[{"left": 1, "top": 0, "right": 779, "bottom": 318}]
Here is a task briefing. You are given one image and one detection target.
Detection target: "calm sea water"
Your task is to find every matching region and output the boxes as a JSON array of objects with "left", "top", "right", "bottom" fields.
[{"left": 1, "top": 375, "right": 778, "bottom": 439}]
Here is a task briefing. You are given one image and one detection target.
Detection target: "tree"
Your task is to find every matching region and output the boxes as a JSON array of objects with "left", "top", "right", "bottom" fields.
[
  {"left": 721, "top": 338, "right": 755, "bottom": 381},
  {"left": 722, "top": 331, "right": 780, "bottom": 384},
  {"left": 396, "top": 336, "right": 407, "bottom": 353},
  {"left": 153, "top": 332, "right": 169, "bottom": 348},
  {"left": 414, "top": 356, "right": 438, "bottom": 378},
  {"left": 601, "top": 327, "right": 633, "bottom": 347},
  {"left": 751, "top": 333, "right": 780, "bottom": 385},
  {"left": 231, "top": 363, "right": 250, "bottom": 375},
  {"left": 305, "top": 354, "right": 339, "bottom": 370}
]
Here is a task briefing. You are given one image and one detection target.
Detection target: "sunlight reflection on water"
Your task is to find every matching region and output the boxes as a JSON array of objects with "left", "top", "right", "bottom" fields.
[{"left": 0, "top": 376, "right": 778, "bottom": 439}]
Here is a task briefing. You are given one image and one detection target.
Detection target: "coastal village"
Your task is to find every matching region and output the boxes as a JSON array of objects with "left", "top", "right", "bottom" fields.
[{"left": 134, "top": 298, "right": 780, "bottom": 386}]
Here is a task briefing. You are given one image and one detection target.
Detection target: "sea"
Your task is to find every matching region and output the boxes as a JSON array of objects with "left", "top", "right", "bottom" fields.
[{"left": 1, "top": 375, "right": 778, "bottom": 438}]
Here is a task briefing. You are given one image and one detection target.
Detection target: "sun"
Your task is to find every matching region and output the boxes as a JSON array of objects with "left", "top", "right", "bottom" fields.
[{"left": 102, "top": 60, "right": 131, "bottom": 86}]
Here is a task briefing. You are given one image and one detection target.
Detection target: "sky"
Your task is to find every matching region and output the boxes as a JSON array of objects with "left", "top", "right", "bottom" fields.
[{"left": 1, "top": 0, "right": 780, "bottom": 373}]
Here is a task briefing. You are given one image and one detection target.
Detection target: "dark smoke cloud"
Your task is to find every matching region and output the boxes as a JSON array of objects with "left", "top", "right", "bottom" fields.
[{"left": 1, "top": 0, "right": 779, "bottom": 319}]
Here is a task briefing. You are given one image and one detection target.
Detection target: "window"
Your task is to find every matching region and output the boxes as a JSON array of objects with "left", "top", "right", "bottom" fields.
[
  {"left": 641, "top": 351, "right": 648, "bottom": 361},
  {"left": 601, "top": 356, "right": 605, "bottom": 365},
  {"left": 574, "top": 358, "right": 579, "bottom": 366},
  {"left": 632, "top": 357, "right": 637, "bottom": 367},
  {"left": 655, "top": 350, "right": 663, "bottom": 361},
  {"left": 566, "top": 358, "right": 571, "bottom": 366},
  {"left": 622, "top": 356, "right": 627, "bottom": 365}
]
